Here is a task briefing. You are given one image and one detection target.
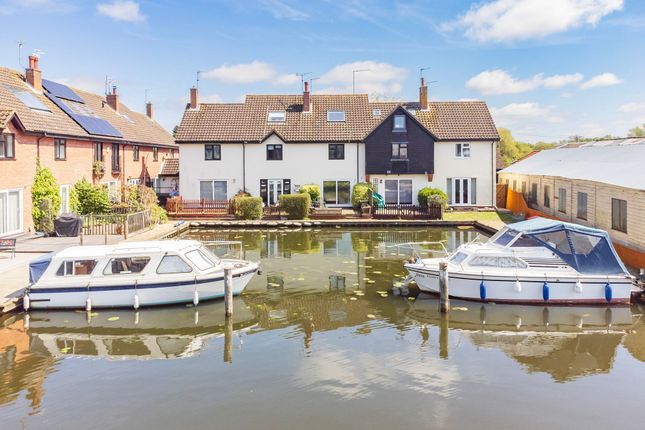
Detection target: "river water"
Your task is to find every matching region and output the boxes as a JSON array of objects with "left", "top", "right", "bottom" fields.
[{"left": 1, "top": 227, "right": 645, "bottom": 429}]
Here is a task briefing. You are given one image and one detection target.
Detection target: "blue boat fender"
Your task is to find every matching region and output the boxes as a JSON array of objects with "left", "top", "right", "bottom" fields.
[
  {"left": 605, "top": 282, "right": 612, "bottom": 303},
  {"left": 479, "top": 281, "right": 486, "bottom": 301},
  {"left": 542, "top": 282, "right": 550, "bottom": 301}
]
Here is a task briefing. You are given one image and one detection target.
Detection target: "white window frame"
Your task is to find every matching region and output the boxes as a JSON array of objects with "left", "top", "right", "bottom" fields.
[
  {"left": 372, "top": 109, "right": 381, "bottom": 117},
  {"left": 59, "top": 184, "right": 71, "bottom": 214},
  {"left": 0, "top": 133, "right": 15, "bottom": 158},
  {"left": 455, "top": 143, "right": 471, "bottom": 158},
  {"left": 267, "top": 111, "right": 286, "bottom": 123},
  {"left": 327, "top": 111, "right": 346, "bottom": 122},
  {"left": 199, "top": 180, "right": 228, "bottom": 201},
  {"left": 383, "top": 179, "right": 413, "bottom": 205},
  {"left": 393, "top": 115, "right": 406, "bottom": 131},
  {"left": 322, "top": 180, "right": 352, "bottom": 207},
  {"left": 450, "top": 178, "right": 472, "bottom": 206},
  {"left": 0, "top": 188, "right": 23, "bottom": 237}
]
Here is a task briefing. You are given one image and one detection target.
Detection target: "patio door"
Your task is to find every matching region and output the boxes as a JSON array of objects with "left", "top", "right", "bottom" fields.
[
  {"left": 261, "top": 179, "right": 291, "bottom": 206},
  {"left": 268, "top": 179, "right": 283, "bottom": 206},
  {"left": 0, "top": 189, "right": 22, "bottom": 236},
  {"left": 384, "top": 179, "right": 413, "bottom": 205},
  {"left": 450, "top": 178, "right": 474, "bottom": 205}
]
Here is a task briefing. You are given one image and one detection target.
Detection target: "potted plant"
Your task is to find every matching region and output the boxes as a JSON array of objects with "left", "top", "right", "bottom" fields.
[{"left": 93, "top": 161, "right": 106, "bottom": 178}]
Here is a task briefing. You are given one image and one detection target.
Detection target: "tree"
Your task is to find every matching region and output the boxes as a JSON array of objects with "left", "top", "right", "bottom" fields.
[
  {"left": 628, "top": 123, "right": 645, "bottom": 137},
  {"left": 31, "top": 159, "right": 60, "bottom": 230},
  {"left": 498, "top": 128, "right": 535, "bottom": 166}
]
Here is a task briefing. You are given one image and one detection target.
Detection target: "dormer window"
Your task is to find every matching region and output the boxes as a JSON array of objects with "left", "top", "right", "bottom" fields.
[
  {"left": 267, "top": 111, "right": 286, "bottom": 123},
  {"left": 393, "top": 115, "right": 406, "bottom": 131},
  {"left": 372, "top": 109, "right": 381, "bottom": 117},
  {"left": 327, "top": 111, "right": 345, "bottom": 122}
]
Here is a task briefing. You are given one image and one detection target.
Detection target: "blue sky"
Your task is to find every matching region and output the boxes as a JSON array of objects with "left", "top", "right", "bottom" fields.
[{"left": 1, "top": 0, "right": 644, "bottom": 142}]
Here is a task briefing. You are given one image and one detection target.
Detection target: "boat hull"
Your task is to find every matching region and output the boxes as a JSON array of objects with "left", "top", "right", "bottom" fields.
[
  {"left": 406, "top": 264, "right": 633, "bottom": 305},
  {"left": 27, "top": 266, "right": 258, "bottom": 309}
]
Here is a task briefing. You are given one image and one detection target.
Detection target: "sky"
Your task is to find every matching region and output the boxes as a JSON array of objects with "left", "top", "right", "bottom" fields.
[{"left": 1, "top": 0, "right": 644, "bottom": 143}]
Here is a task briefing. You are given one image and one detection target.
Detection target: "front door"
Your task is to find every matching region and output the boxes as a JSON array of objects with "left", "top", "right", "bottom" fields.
[
  {"left": 452, "top": 178, "right": 471, "bottom": 205},
  {"left": 268, "top": 179, "right": 283, "bottom": 206}
]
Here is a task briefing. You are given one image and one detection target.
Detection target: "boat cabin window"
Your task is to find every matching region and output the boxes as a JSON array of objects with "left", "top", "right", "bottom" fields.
[
  {"left": 449, "top": 251, "right": 468, "bottom": 265},
  {"left": 469, "top": 256, "right": 527, "bottom": 268},
  {"left": 56, "top": 260, "right": 97, "bottom": 276},
  {"left": 491, "top": 229, "right": 519, "bottom": 247},
  {"left": 103, "top": 257, "right": 151, "bottom": 275},
  {"left": 185, "top": 249, "right": 216, "bottom": 271},
  {"left": 157, "top": 255, "right": 193, "bottom": 274}
]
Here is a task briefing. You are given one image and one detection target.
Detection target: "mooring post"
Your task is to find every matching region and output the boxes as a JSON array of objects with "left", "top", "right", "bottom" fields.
[
  {"left": 104, "top": 228, "right": 108, "bottom": 245},
  {"left": 79, "top": 228, "right": 84, "bottom": 246},
  {"left": 439, "top": 261, "right": 449, "bottom": 313},
  {"left": 224, "top": 266, "right": 233, "bottom": 317}
]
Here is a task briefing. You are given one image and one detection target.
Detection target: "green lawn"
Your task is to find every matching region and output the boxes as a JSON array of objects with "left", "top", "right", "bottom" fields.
[{"left": 443, "top": 210, "right": 515, "bottom": 224}]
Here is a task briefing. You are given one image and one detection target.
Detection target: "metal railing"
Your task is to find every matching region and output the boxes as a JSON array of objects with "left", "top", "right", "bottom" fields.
[{"left": 81, "top": 209, "right": 152, "bottom": 238}]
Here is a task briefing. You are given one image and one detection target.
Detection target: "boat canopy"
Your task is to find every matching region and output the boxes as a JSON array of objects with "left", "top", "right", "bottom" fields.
[
  {"left": 498, "top": 218, "right": 629, "bottom": 275},
  {"left": 29, "top": 252, "right": 54, "bottom": 284}
]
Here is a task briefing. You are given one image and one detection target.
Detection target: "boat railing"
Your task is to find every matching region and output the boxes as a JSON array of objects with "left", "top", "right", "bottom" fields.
[
  {"left": 201, "top": 240, "right": 244, "bottom": 260},
  {"left": 388, "top": 241, "right": 451, "bottom": 263}
]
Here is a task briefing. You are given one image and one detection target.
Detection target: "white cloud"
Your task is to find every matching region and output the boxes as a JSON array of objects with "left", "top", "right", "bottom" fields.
[
  {"left": 445, "top": 0, "right": 623, "bottom": 42},
  {"left": 97, "top": 1, "right": 146, "bottom": 23},
  {"left": 203, "top": 61, "right": 299, "bottom": 86},
  {"left": 619, "top": 102, "right": 645, "bottom": 113},
  {"left": 318, "top": 61, "right": 407, "bottom": 96},
  {"left": 543, "top": 73, "right": 584, "bottom": 88},
  {"left": 580, "top": 72, "right": 622, "bottom": 89},
  {"left": 466, "top": 69, "right": 543, "bottom": 95},
  {"left": 491, "top": 102, "right": 562, "bottom": 123},
  {"left": 259, "top": 0, "right": 308, "bottom": 21}
]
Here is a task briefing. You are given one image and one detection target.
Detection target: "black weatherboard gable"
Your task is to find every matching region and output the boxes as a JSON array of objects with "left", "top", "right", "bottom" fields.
[{"left": 364, "top": 106, "right": 435, "bottom": 175}]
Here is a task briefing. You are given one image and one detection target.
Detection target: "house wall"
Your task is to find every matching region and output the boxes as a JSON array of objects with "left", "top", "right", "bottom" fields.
[{"left": 499, "top": 171, "right": 645, "bottom": 264}]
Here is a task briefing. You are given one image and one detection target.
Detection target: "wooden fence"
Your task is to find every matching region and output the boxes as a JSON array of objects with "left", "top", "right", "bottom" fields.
[
  {"left": 372, "top": 204, "right": 442, "bottom": 220},
  {"left": 166, "top": 198, "right": 232, "bottom": 217},
  {"left": 81, "top": 209, "right": 153, "bottom": 237}
]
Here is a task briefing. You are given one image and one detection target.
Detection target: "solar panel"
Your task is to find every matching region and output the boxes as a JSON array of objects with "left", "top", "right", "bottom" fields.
[
  {"left": 46, "top": 93, "right": 123, "bottom": 138},
  {"left": 42, "top": 79, "right": 84, "bottom": 103},
  {"left": 4, "top": 85, "right": 51, "bottom": 112}
]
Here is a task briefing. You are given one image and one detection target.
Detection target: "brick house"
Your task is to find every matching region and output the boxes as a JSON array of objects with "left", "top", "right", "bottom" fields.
[{"left": 0, "top": 56, "right": 176, "bottom": 236}]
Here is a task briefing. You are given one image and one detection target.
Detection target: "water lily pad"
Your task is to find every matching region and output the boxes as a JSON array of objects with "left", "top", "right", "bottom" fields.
[
  {"left": 367, "top": 280, "right": 376, "bottom": 284},
  {"left": 89, "top": 312, "right": 99, "bottom": 317},
  {"left": 354, "top": 291, "right": 365, "bottom": 296},
  {"left": 107, "top": 316, "right": 120, "bottom": 321},
  {"left": 376, "top": 290, "right": 388, "bottom": 294},
  {"left": 372, "top": 271, "right": 382, "bottom": 274},
  {"left": 452, "top": 306, "right": 469, "bottom": 311},
  {"left": 379, "top": 293, "right": 388, "bottom": 297},
  {"left": 60, "top": 347, "right": 71, "bottom": 353},
  {"left": 297, "top": 278, "right": 305, "bottom": 281},
  {"left": 367, "top": 314, "right": 375, "bottom": 319},
  {"left": 407, "top": 296, "right": 416, "bottom": 301},
  {"left": 350, "top": 297, "right": 358, "bottom": 301}
]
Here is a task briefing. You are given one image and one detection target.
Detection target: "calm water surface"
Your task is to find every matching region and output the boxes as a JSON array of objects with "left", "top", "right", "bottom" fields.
[{"left": 2, "top": 227, "right": 645, "bottom": 430}]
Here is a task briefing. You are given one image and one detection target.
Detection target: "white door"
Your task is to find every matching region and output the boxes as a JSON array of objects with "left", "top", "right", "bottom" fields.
[
  {"left": 268, "top": 179, "right": 283, "bottom": 206},
  {"left": 60, "top": 185, "right": 70, "bottom": 214},
  {"left": 0, "top": 190, "right": 22, "bottom": 236},
  {"left": 452, "top": 178, "right": 471, "bottom": 205}
]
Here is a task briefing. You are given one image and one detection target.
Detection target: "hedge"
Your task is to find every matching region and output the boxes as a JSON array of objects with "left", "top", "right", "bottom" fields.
[
  {"left": 279, "top": 193, "right": 311, "bottom": 219},
  {"left": 299, "top": 184, "right": 321, "bottom": 205},
  {"left": 235, "top": 196, "right": 263, "bottom": 220},
  {"left": 351, "top": 182, "right": 373, "bottom": 210},
  {"left": 418, "top": 187, "right": 448, "bottom": 208}
]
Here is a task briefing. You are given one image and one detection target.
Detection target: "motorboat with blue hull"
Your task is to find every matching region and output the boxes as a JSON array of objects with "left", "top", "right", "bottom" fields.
[
  {"left": 404, "top": 218, "right": 635, "bottom": 305},
  {"left": 25, "top": 240, "right": 259, "bottom": 309}
]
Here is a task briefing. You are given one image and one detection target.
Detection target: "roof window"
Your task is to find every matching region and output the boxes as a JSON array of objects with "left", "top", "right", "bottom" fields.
[
  {"left": 327, "top": 111, "right": 345, "bottom": 122},
  {"left": 267, "top": 111, "right": 286, "bottom": 122},
  {"left": 372, "top": 109, "right": 381, "bottom": 117}
]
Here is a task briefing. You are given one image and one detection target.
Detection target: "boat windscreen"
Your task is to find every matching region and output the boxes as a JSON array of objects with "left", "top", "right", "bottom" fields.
[
  {"left": 185, "top": 249, "right": 216, "bottom": 271},
  {"left": 491, "top": 229, "right": 519, "bottom": 246}
]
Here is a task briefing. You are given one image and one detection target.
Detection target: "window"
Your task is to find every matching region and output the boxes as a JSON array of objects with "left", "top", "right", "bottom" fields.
[
  {"left": 0, "top": 190, "right": 21, "bottom": 235},
  {"left": 94, "top": 142, "right": 103, "bottom": 162},
  {"left": 267, "top": 144, "right": 283, "bottom": 160},
  {"left": 393, "top": 115, "right": 406, "bottom": 131},
  {"left": 328, "top": 144, "right": 344, "bottom": 160},
  {"left": 153, "top": 147, "right": 159, "bottom": 161},
  {"left": 111, "top": 143, "right": 120, "bottom": 172},
  {"left": 512, "top": 180, "right": 517, "bottom": 191},
  {"left": 56, "top": 260, "right": 97, "bottom": 276},
  {"left": 133, "top": 145, "right": 139, "bottom": 161},
  {"left": 157, "top": 255, "right": 193, "bottom": 274},
  {"left": 59, "top": 185, "right": 70, "bottom": 214},
  {"left": 469, "top": 256, "right": 527, "bottom": 268},
  {"left": 185, "top": 250, "right": 216, "bottom": 271},
  {"left": 521, "top": 182, "right": 527, "bottom": 196},
  {"left": 0, "top": 133, "right": 15, "bottom": 159},
  {"left": 104, "top": 257, "right": 151, "bottom": 275},
  {"left": 392, "top": 142, "right": 408, "bottom": 159},
  {"left": 323, "top": 181, "right": 351, "bottom": 205},
  {"left": 267, "top": 111, "right": 286, "bottom": 122},
  {"left": 170, "top": 149, "right": 175, "bottom": 158},
  {"left": 205, "top": 144, "right": 221, "bottom": 160},
  {"left": 577, "top": 192, "right": 588, "bottom": 220},
  {"left": 530, "top": 183, "right": 538, "bottom": 204},
  {"left": 54, "top": 138, "right": 66, "bottom": 160},
  {"left": 327, "top": 111, "right": 345, "bottom": 122},
  {"left": 200, "top": 180, "right": 227, "bottom": 200},
  {"left": 558, "top": 187, "right": 567, "bottom": 213},
  {"left": 455, "top": 143, "right": 471, "bottom": 158},
  {"left": 372, "top": 109, "right": 381, "bottom": 117},
  {"left": 611, "top": 198, "right": 627, "bottom": 233},
  {"left": 544, "top": 185, "right": 551, "bottom": 208},
  {"left": 102, "top": 181, "right": 118, "bottom": 202},
  {"left": 449, "top": 251, "right": 468, "bottom": 265},
  {"left": 384, "top": 179, "right": 412, "bottom": 204}
]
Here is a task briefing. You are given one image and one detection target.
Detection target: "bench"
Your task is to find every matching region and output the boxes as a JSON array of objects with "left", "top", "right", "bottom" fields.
[
  {"left": 311, "top": 207, "right": 343, "bottom": 219},
  {"left": 0, "top": 238, "right": 16, "bottom": 258}
]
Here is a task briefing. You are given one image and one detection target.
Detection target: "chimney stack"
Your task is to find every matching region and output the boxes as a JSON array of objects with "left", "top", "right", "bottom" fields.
[
  {"left": 190, "top": 86, "right": 199, "bottom": 109},
  {"left": 303, "top": 81, "right": 311, "bottom": 112},
  {"left": 26, "top": 55, "right": 42, "bottom": 93},
  {"left": 146, "top": 101, "right": 153, "bottom": 119},
  {"left": 419, "top": 77, "right": 428, "bottom": 110},
  {"left": 107, "top": 86, "right": 120, "bottom": 112}
]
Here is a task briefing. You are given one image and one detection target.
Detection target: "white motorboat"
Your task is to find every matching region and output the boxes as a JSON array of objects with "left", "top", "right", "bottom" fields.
[
  {"left": 404, "top": 218, "right": 635, "bottom": 305},
  {"left": 25, "top": 240, "right": 259, "bottom": 309}
]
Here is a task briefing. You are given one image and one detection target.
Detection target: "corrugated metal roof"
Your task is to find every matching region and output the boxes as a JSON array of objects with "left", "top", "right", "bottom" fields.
[{"left": 500, "top": 138, "right": 645, "bottom": 191}]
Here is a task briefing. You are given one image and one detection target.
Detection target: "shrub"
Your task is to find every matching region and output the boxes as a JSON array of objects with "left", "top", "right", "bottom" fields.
[
  {"left": 351, "top": 182, "right": 373, "bottom": 210},
  {"left": 418, "top": 187, "right": 448, "bottom": 208},
  {"left": 235, "top": 196, "right": 263, "bottom": 220},
  {"left": 32, "top": 160, "right": 61, "bottom": 229},
  {"left": 279, "top": 193, "right": 311, "bottom": 219},
  {"left": 73, "top": 178, "right": 112, "bottom": 215},
  {"left": 150, "top": 204, "right": 168, "bottom": 224},
  {"left": 299, "top": 184, "right": 321, "bottom": 206}
]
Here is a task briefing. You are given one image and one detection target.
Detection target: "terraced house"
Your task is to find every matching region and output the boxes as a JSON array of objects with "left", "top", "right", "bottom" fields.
[
  {"left": 0, "top": 56, "right": 176, "bottom": 237},
  {"left": 175, "top": 79, "right": 499, "bottom": 208}
]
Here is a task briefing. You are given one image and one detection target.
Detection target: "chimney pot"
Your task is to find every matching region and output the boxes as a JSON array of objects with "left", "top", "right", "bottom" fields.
[
  {"left": 190, "top": 86, "right": 199, "bottom": 109},
  {"left": 303, "top": 82, "right": 310, "bottom": 112},
  {"left": 26, "top": 55, "right": 42, "bottom": 93},
  {"left": 146, "top": 102, "right": 153, "bottom": 119}
]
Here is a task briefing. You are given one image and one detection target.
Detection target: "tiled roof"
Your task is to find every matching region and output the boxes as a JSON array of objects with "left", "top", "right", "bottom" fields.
[
  {"left": 0, "top": 108, "right": 15, "bottom": 128},
  {"left": 175, "top": 94, "right": 499, "bottom": 143},
  {"left": 160, "top": 158, "right": 179, "bottom": 175},
  {"left": 0, "top": 66, "right": 175, "bottom": 147}
]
